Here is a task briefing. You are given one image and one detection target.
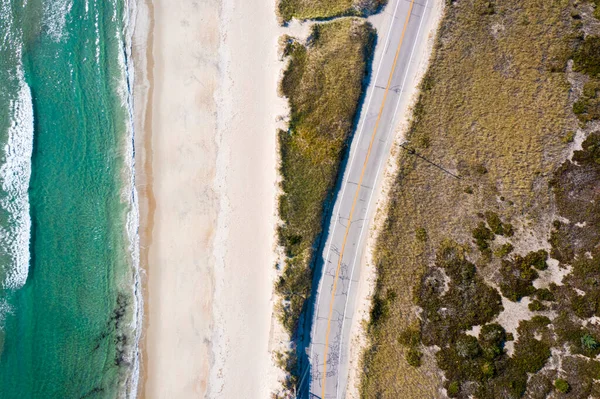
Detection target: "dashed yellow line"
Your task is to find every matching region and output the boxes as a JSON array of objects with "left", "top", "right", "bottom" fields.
[{"left": 320, "top": 1, "right": 416, "bottom": 397}]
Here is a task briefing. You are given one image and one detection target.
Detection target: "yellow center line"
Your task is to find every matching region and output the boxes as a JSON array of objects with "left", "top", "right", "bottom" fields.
[{"left": 320, "top": 1, "right": 416, "bottom": 397}]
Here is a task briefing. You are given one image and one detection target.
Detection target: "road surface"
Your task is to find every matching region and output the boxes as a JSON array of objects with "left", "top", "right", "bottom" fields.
[{"left": 307, "top": 0, "right": 437, "bottom": 397}]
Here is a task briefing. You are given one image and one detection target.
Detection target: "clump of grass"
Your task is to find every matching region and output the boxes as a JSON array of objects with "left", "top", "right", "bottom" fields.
[
  {"left": 276, "top": 18, "right": 375, "bottom": 335},
  {"left": 277, "top": 0, "right": 386, "bottom": 23}
]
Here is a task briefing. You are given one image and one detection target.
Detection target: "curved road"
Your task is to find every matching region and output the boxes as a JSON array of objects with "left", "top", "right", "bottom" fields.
[{"left": 307, "top": 0, "right": 437, "bottom": 397}]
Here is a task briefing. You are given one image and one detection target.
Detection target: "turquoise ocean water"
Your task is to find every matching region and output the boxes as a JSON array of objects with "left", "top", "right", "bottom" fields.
[{"left": 0, "top": 0, "right": 140, "bottom": 397}]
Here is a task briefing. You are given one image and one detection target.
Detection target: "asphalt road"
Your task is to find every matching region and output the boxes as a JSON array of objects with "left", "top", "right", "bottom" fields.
[{"left": 307, "top": 0, "right": 435, "bottom": 397}]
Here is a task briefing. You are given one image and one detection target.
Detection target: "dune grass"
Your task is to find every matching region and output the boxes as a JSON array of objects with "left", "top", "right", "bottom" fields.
[
  {"left": 277, "top": 0, "right": 386, "bottom": 23},
  {"left": 359, "top": 0, "right": 597, "bottom": 397},
  {"left": 276, "top": 18, "right": 375, "bottom": 336}
]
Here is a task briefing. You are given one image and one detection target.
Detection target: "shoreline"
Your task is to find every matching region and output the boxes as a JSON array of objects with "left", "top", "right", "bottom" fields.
[{"left": 130, "top": 0, "right": 154, "bottom": 397}]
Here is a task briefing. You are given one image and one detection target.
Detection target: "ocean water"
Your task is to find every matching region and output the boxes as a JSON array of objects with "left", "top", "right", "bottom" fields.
[{"left": 0, "top": 0, "right": 140, "bottom": 398}]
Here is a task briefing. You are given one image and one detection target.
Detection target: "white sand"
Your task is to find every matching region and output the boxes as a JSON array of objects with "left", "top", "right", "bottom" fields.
[{"left": 132, "top": 0, "right": 285, "bottom": 397}]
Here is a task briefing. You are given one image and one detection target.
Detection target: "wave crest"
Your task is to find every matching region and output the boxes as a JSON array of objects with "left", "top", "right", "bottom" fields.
[{"left": 0, "top": 77, "right": 33, "bottom": 289}]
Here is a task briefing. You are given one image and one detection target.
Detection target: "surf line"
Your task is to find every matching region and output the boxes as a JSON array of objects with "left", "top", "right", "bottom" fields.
[{"left": 320, "top": 1, "right": 416, "bottom": 397}]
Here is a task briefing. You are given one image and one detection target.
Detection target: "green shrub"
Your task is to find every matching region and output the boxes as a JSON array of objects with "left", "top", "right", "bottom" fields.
[
  {"left": 447, "top": 381, "right": 460, "bottom": 397},
  {"left": 573, "top": 99, "right": 587, "bottom": 115},
  {"left": 499, "top": 255, "right": 539, "bottom": 301},
  {"left": 573, "top": 36, "right": 600, "bottom": 78},
  {"left": 528, "top": 300, "right": 547, "bottom": 311},
  {"left": 479, "top": 323, "right": 507, "bottom": 359},
  {"left": 524, "top": 250, "right": 549, "bottom": 270},
  {"left": 535, "top": 288, "right": 555, "bottom": 302},
  {"left": 485, "top": 211, "right": 505, "bottom": 235},
  {"left": 406, "top": 348, "right": 423, "bottom": 367},
  {"left": 513, "top": 337, "right": 551, "bottom": 374},
  {"left": 398, "top": 328, "right": 421, "bottom": 347},
  {"left": 494, "top": 243, "right": 514, "bottom": 258},
  {"left": 554, "top": 378, "right": 570, "bottom": 393},
  {"left": 581, "top": 334, "right": 599, "bottom": 350},
  {"left": 456, "top": 335, "right": 481, "bottom": 359},
  {"left": 563, "top": 131, "right": 575, "bottom": 143},
  {"left": 415, "top": 227, "right": 428, "bottom": 242},
  {"left": 473, "top": 221, "right": 494, "bottom": 251}
]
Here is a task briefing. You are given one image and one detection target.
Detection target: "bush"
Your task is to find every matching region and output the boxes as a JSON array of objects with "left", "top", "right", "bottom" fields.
[
  {"left": 415, "top": 227, "right": 428, "bottom": 242},
  {"left": 581, "top": 334, "right": 599, "bottom": 350},
  {"left": 447, "top": 381, "right": 460, "bottom": 397},
  {"left": 554, "top": 378, "right": 570, "bottom": 393},
  {"left": 535, "top": 288, "right": 555, "bottom": 302},
  {"left": 573, "top": 36, "right": 600, "bottom": 78},
  {"left": 494, "top": 243, "right": 514, "bottom": 258},
  {"left": 479, "top": 323, "right": 506, "bottom": 359},
  {"left": 406, "top": 348, "right": 423, "bottom": 367},
  {"left": 485, "top": 211, "right": 505, "bottom": 235},
  {"left": 499, "top": 255, "right": 539, "bottom": 301},
  {"left": 524, "top": 250, "right": 549, "bottom": 270},
  {"left": 473, "top": 221, "right": 494, "bottom": 251},
  {"left": 528, "top": 300, "right": 547, "bottom": 312},
  {"left": 398, "top": 328, "right": 421, "bottom": 347}
]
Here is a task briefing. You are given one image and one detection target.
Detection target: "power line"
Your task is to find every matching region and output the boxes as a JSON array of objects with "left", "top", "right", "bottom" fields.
[{"left": 398, "top": 142, "right": 461, "bottom": 180}]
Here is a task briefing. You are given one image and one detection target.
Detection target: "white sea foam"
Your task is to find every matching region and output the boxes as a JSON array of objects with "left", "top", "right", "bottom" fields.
[
  {"left": 0, "top": 74, "right": 33, "bottom": 290},
  {"left": 117, "top": 0, "right": 142, "bottom": 397},
  {"left": 43, "top": 0, "right": 73, "bottom": 42}
]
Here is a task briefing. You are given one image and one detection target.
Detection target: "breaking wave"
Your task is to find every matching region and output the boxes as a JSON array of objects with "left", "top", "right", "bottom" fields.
[
  {"left": 43, "top": 0, "right": 73, "bottom": 42},
  {"left": 0, "top": 74, "right": 34, "bottom": 290}
]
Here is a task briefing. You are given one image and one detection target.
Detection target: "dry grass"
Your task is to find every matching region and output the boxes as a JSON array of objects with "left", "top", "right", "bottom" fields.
[
  {"left": 277, "top": 0, "right": 386, "bottom": 23},
  {"left": 360, "top": 0, "right": 585, "bottom": 397},
  {"left": 276, "top": 18, "right": 375, "bottom": 336}
]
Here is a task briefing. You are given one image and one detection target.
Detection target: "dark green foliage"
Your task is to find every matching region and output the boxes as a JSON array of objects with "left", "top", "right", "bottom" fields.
[
  {"left": 573, "top": 79, "right": 600, "bottom": 122},
  {"left": 499, "top": 255, "right": 539, "bottom": 301},
  {"left": 512, "top": 337, "right": 551, "bottom": 374},
  {"left": 479, "top": 323, "right": 506, "bottom": 360},
  {"left": 406, "top": 348, "right": 423, "bottom": 367},
  {"left": 554, "top": 378, "right": 570, "bottom": 393},
  {"left": 528, "top": 300, "right": 547, "bottom": 312},
  {"left": 573, "top": 36, "right": 600, "bottom": 78},
  {"left": 370, "top": 289, "right": 396, "bottom": 328},
  {"left": 398, "top": 328, "right": 421, "bottom": 347},
  {"left": 524, "top": 250, "right": 549, "bottom": 271},
  {"left": 485, "top": 211, "right": 504, "bottom": 235},
  {"left": 416, "top": 244, "right": 503, "bottom": 345},
  {"left": 494, "top": 243, "right": 514, "bottom": 258},
  {"left": 456, "top": 335, "right": 481, "bottom": 359},
  {"left": 447, "top": 381, "right": 460, "bottom": 397},
  {"left": 415, "top": 227, "right": 428, "bottom": 242},
  {"left": 473, "top": 221, "right": 494, "bottom": 251},
  {"left": 581, "top": 333, "right": 599, "bottom": 350},
  {"left": 535, "top": 288, "right": 555, "bottom": 302}
]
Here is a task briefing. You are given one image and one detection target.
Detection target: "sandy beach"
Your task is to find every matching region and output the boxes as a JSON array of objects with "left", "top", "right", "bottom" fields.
[{"left": 132, "top": 0, "right": 285, "bottom": 397}]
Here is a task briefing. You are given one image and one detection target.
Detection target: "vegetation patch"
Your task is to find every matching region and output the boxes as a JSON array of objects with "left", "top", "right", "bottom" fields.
[
  {"left": 276, "top": 18, "right": 375, "bottom": 335},
  {"left": 277, "top": 0, "right": 386, "bottom": 23},
  {"left": 358, "top": 0, "right": 600, "bottom": 397}
]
